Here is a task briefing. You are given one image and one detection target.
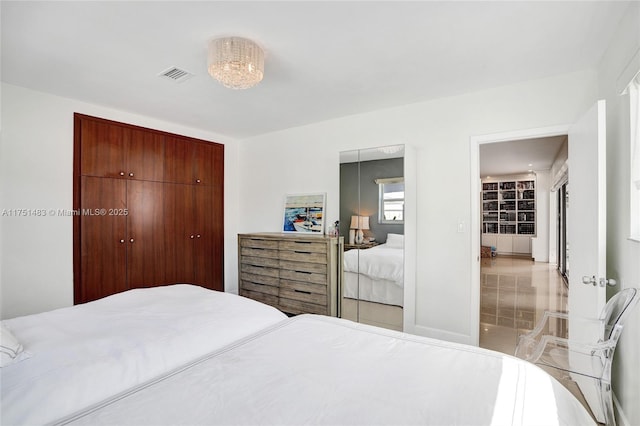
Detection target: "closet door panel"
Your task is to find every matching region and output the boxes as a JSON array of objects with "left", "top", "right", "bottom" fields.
[
  {"left": 192, "top": 142, "right": 214, "bottom": 185},
  {"left": 192, "top": 186, "right": 215, "bottom": 289},
  {"left": 164, "top": 183, "right": 196, "bottom": 284},
  {"left": 164, "top": 136, "right": 192, "bottom": 184},
  {"left": 127, "top": 130, "right": 164, "bottom": 182},
  {"left": 127, "top": 180, "right": 166, "bottom": 288},
  {"left": 80, "top": 120, "right": 128, "bottom": 178},
  {"left": 79, "top": 177, "right": 127, "bottom": 303},
  {"left": 211, "top": 145, "right": 224, "bottom": 289}
]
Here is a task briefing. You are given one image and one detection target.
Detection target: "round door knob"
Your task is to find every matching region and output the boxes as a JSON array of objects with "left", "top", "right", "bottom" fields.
[
  {"left": 196, "top": 179, "right": 201, "bottom": 183},
  {"left": 119, "top": 172, "right": 125, "bottom": 176},
  {"left": 129, "top": 172, "right": 134, "bottom": 177},
  {"left": 190, "top": 235, "right": 195, "bottom": 239},
  {"left": 119, "top": 239, "right": 125, "bottom": 243},
  {"left": 196, "top": 234, "right": 201, "bottom": 238},
  {"left": 129, "top": 238, "right": 134, "bottom": 243}
]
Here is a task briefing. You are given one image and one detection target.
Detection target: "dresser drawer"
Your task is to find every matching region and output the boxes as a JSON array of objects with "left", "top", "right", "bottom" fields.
[
  {"left": 279, "top": 260, "right": 326, "bottom": 274},
  {"left": 242, "top": 255, "right": 280, "bottom": 268},
  {"left": 240, "top": 288, "right": 278, "bottom": 307},
  {"left": 240, "top": 238, "right": 279, "bottom": 250},
  {"left": 240, "top": 280, "right": 278, "bottom": 296},
  {"left": 240, "top": 272, "right": 279, "bottom": 287},
  {"left": 240, "top": 263, "right": 280, "bottom": 278},
  {"left": 278, "top": 297, "right": 327, "bottom": 315},
  {"left": 279, "top": 250, "right": 326, "bottom": 264},
  {"left": 279, "top": 240, "right": 327, "bottom": 253},
  {"left": 240, "top": 247, "right": 279, "bottom": 259},
  {"left": 280, "top": 269, "right": 326, "bottom": 285}
]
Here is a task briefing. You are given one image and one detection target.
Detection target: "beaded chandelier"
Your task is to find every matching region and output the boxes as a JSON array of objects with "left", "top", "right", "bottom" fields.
[{"left": 207, "top": 37, "right": 264, "bottom": 90}]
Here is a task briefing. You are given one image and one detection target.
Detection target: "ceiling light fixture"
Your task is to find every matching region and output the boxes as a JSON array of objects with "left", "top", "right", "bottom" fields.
[{"left": 207, "top": 37, "right": 264, "bottom": 90}]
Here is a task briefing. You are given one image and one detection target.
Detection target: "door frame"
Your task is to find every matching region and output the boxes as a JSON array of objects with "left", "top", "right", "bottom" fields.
[{"left": 469, "top": 124, "right": 570, "bottom": 346}]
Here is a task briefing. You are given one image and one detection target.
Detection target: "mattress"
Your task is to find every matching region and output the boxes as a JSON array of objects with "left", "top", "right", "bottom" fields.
[
  {"left": 343, "top": 244, "right": 403, "bottom": 285},
  {"left": 343, "top": 271, "right": 404, "bottom": 306},
  {"left": 1, "top": 284, "right": 287, "bottom": 425},
  {"left": 59, "top": 315, "right": 595, "bottom": 426}
]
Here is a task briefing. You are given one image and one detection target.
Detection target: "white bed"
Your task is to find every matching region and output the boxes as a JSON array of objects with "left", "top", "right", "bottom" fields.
[
  {"left": 0, "top": 284, "right": 287, "bottom": 425},
  {"left": 56, "top": 314, "right": 595, "bottom": 426},
  {"left": 342, "top": 241, "right": 404, "bottom": 307}
]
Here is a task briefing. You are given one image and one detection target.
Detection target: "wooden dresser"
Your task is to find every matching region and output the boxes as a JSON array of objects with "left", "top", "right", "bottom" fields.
[{"left": 238, "top": 233, "right": 343, "bottom": 316}]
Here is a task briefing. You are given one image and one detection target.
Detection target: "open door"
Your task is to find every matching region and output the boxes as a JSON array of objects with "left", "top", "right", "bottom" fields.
[{"left": 567, "top": 99, "right": 609, "bottom": 422}]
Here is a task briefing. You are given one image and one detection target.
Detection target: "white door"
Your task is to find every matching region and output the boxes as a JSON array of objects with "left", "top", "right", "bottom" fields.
[{"left": 566, "top": 99, "right": 608, "bottom": 422}]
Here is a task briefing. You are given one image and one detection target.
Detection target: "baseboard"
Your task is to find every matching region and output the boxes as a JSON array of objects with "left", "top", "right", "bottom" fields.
[{"left": 613, "top": 392, "right": 630, "bottom": 426}]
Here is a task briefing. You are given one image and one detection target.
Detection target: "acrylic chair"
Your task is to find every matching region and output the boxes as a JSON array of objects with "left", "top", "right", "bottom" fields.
[{"left": 514, "top": 287, "right": 639, "bottom": 426}]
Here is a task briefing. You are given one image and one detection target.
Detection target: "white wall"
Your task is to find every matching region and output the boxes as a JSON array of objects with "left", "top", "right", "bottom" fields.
[
  {"left": 532, "top": 170, "right": 550, "bottom": 262},
  {"left": 239, "top": 69, "right": 598, "bottom": 342},
  {"left": 0, "top": 83, "right": 240, "bottom": 319},
  {"left": 596, "top": 2, "right": 640, "bottom": 424}
]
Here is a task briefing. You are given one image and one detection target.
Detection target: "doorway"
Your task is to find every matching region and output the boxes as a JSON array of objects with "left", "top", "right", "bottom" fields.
[{"left": 476, "top": 134, "right": 568, "bottom": 354}]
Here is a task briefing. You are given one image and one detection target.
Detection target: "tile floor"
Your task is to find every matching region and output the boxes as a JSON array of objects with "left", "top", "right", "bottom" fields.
[
  {"left": 479, "top": 256, "right": 568, "bottom": 354},
  {"left": 478, "top": 256, "right": 596, "bottom": 422}
]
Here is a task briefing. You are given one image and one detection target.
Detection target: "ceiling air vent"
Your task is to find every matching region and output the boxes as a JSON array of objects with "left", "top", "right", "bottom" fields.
[{"left": 158, "top": 66, "right": 194, "bottom": 83}]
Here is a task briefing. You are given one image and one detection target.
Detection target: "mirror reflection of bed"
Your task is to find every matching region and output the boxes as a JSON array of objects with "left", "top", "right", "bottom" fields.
[{"left": 339, "top": 146, "right": 404, "bottom": 331}]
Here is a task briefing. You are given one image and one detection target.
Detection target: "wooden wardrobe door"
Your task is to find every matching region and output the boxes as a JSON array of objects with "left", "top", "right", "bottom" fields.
[
  {"left": 164, "top": 136, "right": 193, "bottom": 185},
  {"left": 211, "top": 144, "right": 225, "bottom": 290},
  {"left": 164, "top": 183, "right": 196, "bottom": 284},
  {"left": 192, "top": 141, "right": 214, "bottom": 186},
  {"left": 80, "top": 119, "right": 128, "bottom": 178},
  {"left": 192, "top": 185, "right": 215, "bottom": 290},
  {"left": 127, "top": 130, "right": 164, "bottom": 182},
  {"left": 79, "top": 177, "right": 127, "bottom": 303},
  {"left": 127, "top": 180, "right": 166, "bottom": 288}
]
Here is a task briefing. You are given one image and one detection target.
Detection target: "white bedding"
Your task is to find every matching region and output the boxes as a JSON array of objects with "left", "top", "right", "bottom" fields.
[
  {"left": 60, "top": 315, "right": 595, "bottom": 426},
  {"left": 1, "top": 284, "right": 286, "bottom": 425},
  {"left": 343, "top": 244, "right": 404, "bottom": 285},
  {"left": 343, "top": 271, "right": 404, "bottom": 306}
]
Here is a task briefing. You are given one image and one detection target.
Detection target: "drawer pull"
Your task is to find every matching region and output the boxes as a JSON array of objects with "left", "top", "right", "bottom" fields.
[
  {"left": 294, "top": 289, "right": 312, "bottom": 295},
  {"left": 294, "top": 241, "right": 312, "bottom": 244},
  {"left": 294, "top": 251, "right": 312, "bottom": 254},
  {"left": 295, "top": 271, "right": 312, "bottom": 274}
]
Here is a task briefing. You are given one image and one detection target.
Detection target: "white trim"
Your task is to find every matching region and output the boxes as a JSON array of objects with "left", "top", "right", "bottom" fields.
[
  {"left": 402, "top": 144, "right": 417, "bottom": 335},
  {"left": 616, "top": 47, "right": 640, "bottom": 95},
  {"left": 469, "top": 124, "right": 570, "bottom": 347}
]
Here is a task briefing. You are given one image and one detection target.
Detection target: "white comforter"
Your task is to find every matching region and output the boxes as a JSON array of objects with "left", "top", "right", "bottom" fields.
[
  {"left": 1, "top": 284, "right": 286, "bottom": 425},
  {"left": 343, "top": 244, "right": 404, "bottom": 286},
  {"left": 60, "top": 315, "right": 594, "bottom": 426}
]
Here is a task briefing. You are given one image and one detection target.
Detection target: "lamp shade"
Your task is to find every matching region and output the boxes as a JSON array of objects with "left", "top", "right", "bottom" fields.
[
  {"left": 208, "top": 37, "right": 264, "bottom": 89},
  {"left": 350, "top": 215, "right": 369, "bottom": 229}
]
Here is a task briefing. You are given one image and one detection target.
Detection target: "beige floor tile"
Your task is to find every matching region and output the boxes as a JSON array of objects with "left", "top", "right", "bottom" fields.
[{"left": 479, "top": 257, "right": 596, "bottom": 422}]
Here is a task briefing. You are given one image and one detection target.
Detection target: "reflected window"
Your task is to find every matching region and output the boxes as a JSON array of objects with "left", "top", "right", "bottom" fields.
[{"left": 376, "top": 178, "right": 404, "bottom": 223}]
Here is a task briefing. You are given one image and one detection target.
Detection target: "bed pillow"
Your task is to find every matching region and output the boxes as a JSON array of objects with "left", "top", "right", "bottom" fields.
[
  {"left": 385, "top": 233, "right": 404, "bottom": 248},
  {"left": 1, "top": 323, "right": 26, "bottom": 367}
]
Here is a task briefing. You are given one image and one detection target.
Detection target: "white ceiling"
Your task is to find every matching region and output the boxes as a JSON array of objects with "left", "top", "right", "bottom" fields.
[
  {"left": 1, "top": 1, "right": 629, "bottom": 149},
  {"left": 479, "top": 136, "right": 567, "bottom": 177}
]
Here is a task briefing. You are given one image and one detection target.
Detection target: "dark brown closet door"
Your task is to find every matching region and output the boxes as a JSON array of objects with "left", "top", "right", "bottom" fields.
[
  {"left": 80, "top": 120, "right": 128, "bottom": 178},
  {"left": 127, "top": 180, "right": 166, "bottom": 288},
  {"left": 210, "top": 145, "right": 224, "bottom": 290},
  {"left": 192, "top": 141, "right": 215, "bottom": 186},
  {"left": 164, "top": 136, "right": 193, "bottom": 185},
  {"left": 127, "top": 130, "right": 164, "bottom": 182},
  {"left": 165, "top": 137, "right": 218, "bottom": 186},
  {"left": 79, "top": 177, "right": 127, "bottom": 303},
  {"left": 192, "top": 185, "right": 215, "bottom": 289},
  {"left": 164, "top": 183, "right": 196, "bottom": 284}
]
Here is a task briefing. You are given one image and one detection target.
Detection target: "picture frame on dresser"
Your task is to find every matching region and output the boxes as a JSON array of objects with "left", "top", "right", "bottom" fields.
[{"left": 282, "top": 193, "right": 326, "bottom": 234}]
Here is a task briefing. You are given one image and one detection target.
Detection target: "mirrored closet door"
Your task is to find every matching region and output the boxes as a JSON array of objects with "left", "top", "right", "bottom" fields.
[{"left": 339, "top": 145, "right": 405, "bottom": 331}]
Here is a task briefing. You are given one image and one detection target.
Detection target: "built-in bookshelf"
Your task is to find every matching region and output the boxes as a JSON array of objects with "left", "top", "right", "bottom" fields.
[{"left": 482, "top": 177, "right": 535, "bottom": 236}]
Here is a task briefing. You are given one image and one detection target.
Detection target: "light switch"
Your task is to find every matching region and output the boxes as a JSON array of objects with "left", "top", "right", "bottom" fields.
[{"left": 457, "top": 220, "right": 465, "bottom": 233}]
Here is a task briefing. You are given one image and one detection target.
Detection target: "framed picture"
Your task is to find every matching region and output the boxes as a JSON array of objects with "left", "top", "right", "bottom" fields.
[{"left": 282, "top": 193, "right": 326, "bottom": 234}]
